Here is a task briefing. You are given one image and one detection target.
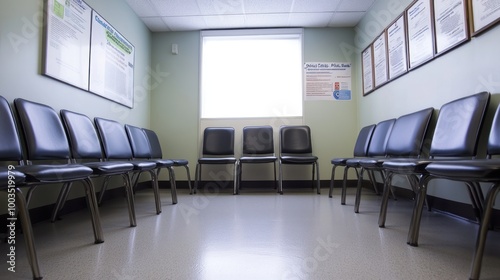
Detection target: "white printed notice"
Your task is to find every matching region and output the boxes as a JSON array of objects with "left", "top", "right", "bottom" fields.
[
  {"left": 43, "top": 0, "right": 92, "bottom": 90},
  {"left": 89, "top": 11, "right": 135, "bottom": 108},
  {"left": 304, "top": 62, "right": 352, "bottom": 101}
]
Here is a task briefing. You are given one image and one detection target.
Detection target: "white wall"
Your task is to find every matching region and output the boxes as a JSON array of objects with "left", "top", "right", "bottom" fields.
[
  {"left": 354, "top": 0, "right": 500, "bottom": 204},
  {"left": 0, "top": 0, "right": 152, "bottom": 209}
]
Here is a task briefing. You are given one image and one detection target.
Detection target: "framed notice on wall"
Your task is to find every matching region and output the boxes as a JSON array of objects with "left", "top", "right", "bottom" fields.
[
  {"left": 361, "top": 46, "right": 374, "bottom": 96},
  {"left": 43, "top": 0, "right": 92, "bottom": 91},
  {"left": 373, "top": 32, "right": 389, "bottom": 88},
  {"left": 407, "top": 0, "right": 435, "bottom": 69},
  {"left": 387, "top": 14, "right": 408, "bottom": 80},
  {"left": 469, "top": 0, "right": 500, "bottom": 36},
  {"left": 433, "top": 0, "right": 469, "bottom": 55},
  {"left": 89, "top": 11, "right": 135, "bottom": 108}
]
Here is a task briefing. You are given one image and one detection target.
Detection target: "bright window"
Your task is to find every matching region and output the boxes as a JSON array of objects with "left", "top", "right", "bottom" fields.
[{"left": 200, "top": 29, "right": 303, "bottom": 119}]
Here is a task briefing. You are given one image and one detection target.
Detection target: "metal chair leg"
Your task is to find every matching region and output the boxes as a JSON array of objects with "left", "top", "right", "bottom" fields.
[
  {"left": 354, "top": 168, "right": 365, "bottom": 213},
  {"left": 378, "top": 172, "right": 394, "bottom": 228},
  {"left": 341, "top": 166, "right": 350, "bottom": 205},
  {"left": 406, "top": 175, "right": 431, "bottom": 246},
  {"left": 315, "top": 161, "right": 320, "bottom": 194},
  {"left": 122, "top": 174, "right": 137, "bottom": 227},
  {"left": 51, "top": 182, "right": 72, "bottom": 222},
  {"left": 183, "top": 165, "right": 193, "bottom": 194},
  {"left": 278, "top": 160, "right": 283, "bottom": 194},
  {"left": 82, "top": 178, "right": 104, "bottom": 243},
  {"left": 15, "top": 188, "right": 42, "bottom": 280},
  {"left": 329, "top": 165, "right": 337, "bottom": 198}
]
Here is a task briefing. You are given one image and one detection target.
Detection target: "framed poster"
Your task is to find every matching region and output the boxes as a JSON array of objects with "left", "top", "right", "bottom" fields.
[
  {"left": 387, "top": 14, "right": 408, "bottom": 80},
  {"left": 43, "top": 0, "right": 92, "bottom": 90},
  {"left": 469, "top": 0, "right": 500, "bottom": 36},
  {"left": 373, "top": 32, "right": 389, "bottom": 88},
  {"left": 433, "top": 0, "right": 469, "bottom": 55},
  {"left": 407, "top": 0, "right": 435, "bottom": 69},
  {"left": 89, "top": 10, "right": 135, "bottom": 108},
  {"left": 361, "top": 46, "right": 374, "bottom": 96}
]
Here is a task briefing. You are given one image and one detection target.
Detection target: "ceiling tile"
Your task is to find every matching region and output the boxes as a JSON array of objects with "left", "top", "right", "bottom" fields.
[
  {"left": 162, "top": 16, "right": 207, "bottom": 31},
  {"left": 289, "top": 13, "right": 333, "bottom": 28},
  {"left": 197, "top": 0, "right": 245, "bottom": 15},
  {"left": 336, "top": 0, "right": 376, "bottom": 12},
  {"left": 204, "top": 15, "right": 246, "bottom": 29},
  {"left": 243, "top": 0, "right": 294, "bottom": 14},
  {"left": 244, "top": 14, "right": 290, "bottom": 28},
  {"left": 150, "top": 0, "right": 202, "bottom": 16},
  {"left": 125, "top": 0, "right": 159, "bottom": 17},
  {"left": 329, "top": 11, "right": 365, "bottom": 27},
  {"left": 291, "top": 0, "right": 341, "bottom": 13},
  {"left": 141, "top": 17, "right": 171, "bottom": 32}
]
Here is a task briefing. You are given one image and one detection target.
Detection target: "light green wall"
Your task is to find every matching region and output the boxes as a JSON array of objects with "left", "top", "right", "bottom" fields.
[
  {"left": 354, "top": 0, "right": 500, "bottom": 204},
  {"left": 150, "top": 28, "right": 359, "bottom": 182},
  {"left": 0, "top": 0, "right": 152, "bottom": 209}
]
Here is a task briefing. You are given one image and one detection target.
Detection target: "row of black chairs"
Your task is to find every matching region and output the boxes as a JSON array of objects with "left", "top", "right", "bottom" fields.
[
  {"left": 330, "top": 91, "right": 497, "bottom": 279},
  {"left": 0, "top": 96, "right": 187, "bottom": 279},
  {"left": 194, "top": 125, "right": 320, "bottom": 195}
]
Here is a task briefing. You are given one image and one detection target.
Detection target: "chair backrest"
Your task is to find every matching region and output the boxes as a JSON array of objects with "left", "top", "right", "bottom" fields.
[
  {"left": 280, "top": 125, "right": 313, "bottom": 155},
  {"left": 486, "top": 104, "right": 500, "bottom": 157},
  {"left": 60, "top": 110, "right": 103, "bottom": 160},
  {"left": 0, "top": 96, "right": 23, "bottom": 162},
  {"left": 143, "top": 128, "right": 163, "bottom": 159},
  {"left": 385, "top": 107, "right": 434, "bottom": 157},
  {"left": 94, "top": 117, "right": 133, "bottom": 160},
  {"left": 242, "top": 126, "right": 274, "bottom": 155},
  {"left": 429, "top": 91, "right": 490, "bottom": 157},
  {"left": 353, "top": 124, "right": 376, "bottom": 157},
  {"left": 366, "top": 119, "right": 396, "bottom": 157},
  {"left": 202, "top": 127, "right": 235, "bottom": 156},
  {"left": 14, "top": 98, "right": 71, "bottom": 160},
  {"left": 125, "top": 124, "right": 152, "bottom": 159}
]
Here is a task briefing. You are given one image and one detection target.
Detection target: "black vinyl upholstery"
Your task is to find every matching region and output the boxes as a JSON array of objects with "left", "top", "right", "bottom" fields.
[
  {"left": 354, "top": 107, "right": 434, "bottom": 212},
  {"left": 195, "top": 127, "right": 238, "bottom": 194},
  {"left": 95, "top": 117, "right": 162, "bottom": 214},
  {"left": 143, "top": 128, "right": 193, "bottom": 194},
  {"left": 342, "top": 119, "right": 396, "bottom": 204},
  {"left": 379, "top": 91, "right": 491, "bottom": 247},
  {"left": 125, "top": 124, "right": 178, "bottom": 204},
  {"left": 57, "top": 110, "right": 136, "bottom": 226},
  {"left": 278, "top": 125, "right": 319, "bottom": 194},
  {"left": 237, "top": 126, "right": 277, "bottom": 194},
  {"left": 329, "top": 124, "right": 376, "bottom": 198},
  {"left": 423, "top": 103, "right": 500, "bottom": 280}
]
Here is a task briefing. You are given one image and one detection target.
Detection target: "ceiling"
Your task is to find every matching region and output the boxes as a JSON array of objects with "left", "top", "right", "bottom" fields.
[{"left": 124, "top": 0, "right": 377, "bottom": 32}]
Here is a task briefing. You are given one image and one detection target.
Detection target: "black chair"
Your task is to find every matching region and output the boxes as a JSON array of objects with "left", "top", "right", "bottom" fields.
[
  {"left": 94, "top": 117, "right": 162, "bottom": 214},
  {"left": 125, "top": 124, "right": 177, "bottom": 204},
  {"left": 354, "top": 107, "right": 434, "bottom": 213},
  {"left": 379, "top": 91, "right": 491, "bottom": 247},
  {"left": 13, "top": 98, "right": 103, "bottom": 243},
  {"left": 237, "top": 125, "right": 277, "bottom": 194},
  {"left": 143, "top": 128, "right": 193, "bottom": 194},
  {"left": 329, "top": 124, "right": 376, "bottom": 198},
  {"left": 342, "top": 119, "right": 396, "bottom": 205},
  {"left": 51, "top": 109, "right": 136, "bottom": 226},
  {"left": 278, "top": 125, "right": 320, "bottom": 194},
  {"left": 424, "top": 103, "right": 500, "bottom": 280},
  {"left": 194, "top": 127, "right": 238, "bottom": 194},
  {"left": 0, "top": 167, "right": 41, "bottom": 280}
]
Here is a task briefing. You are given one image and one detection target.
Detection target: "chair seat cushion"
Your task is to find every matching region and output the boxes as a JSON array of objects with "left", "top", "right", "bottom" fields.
[
  {"left": 84, "top": 162, "right": 134, "bottom": 175},
  {"left": 382, "top": 158, "right": 433, "bottom": 174},
  {"left": 358, "top": 158, "right": 385, "bottom": 169},
  {"left": 198, "top": 157, "right": 237, "bottom": 164},
  {"left": 240, "top": 156, "right": 277, "bottom": 164},
  {"left": 345, "top": 158, "right": 363, "bottom": 167},
  {"left": 129, "top": 160, "right": 157, "bottom": 171},
  {"left": 172, "top": 159, "right": 189, "bottom": 166},
  {"left": 152, "top": 159, "right": 174, "bottom": 167},
  {"left": 0, "top": 168, "right": 25, "bottom": 188},
  {"left": 16, "top": 164, "right": 93, "bottom": 182},
  {"left": 331, "top": 158, "right": 349, "bottom": 165},
  {"left": 280, "top": 155, "right": 317, "bottom": 164},
  {"left": 425, "top": 159, "right": 500, "bottom": 180}
]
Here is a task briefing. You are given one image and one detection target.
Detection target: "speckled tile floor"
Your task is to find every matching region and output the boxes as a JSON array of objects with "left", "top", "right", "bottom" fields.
[{"left": 2, "top": 187, "right": 500, "bottom": 280}]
